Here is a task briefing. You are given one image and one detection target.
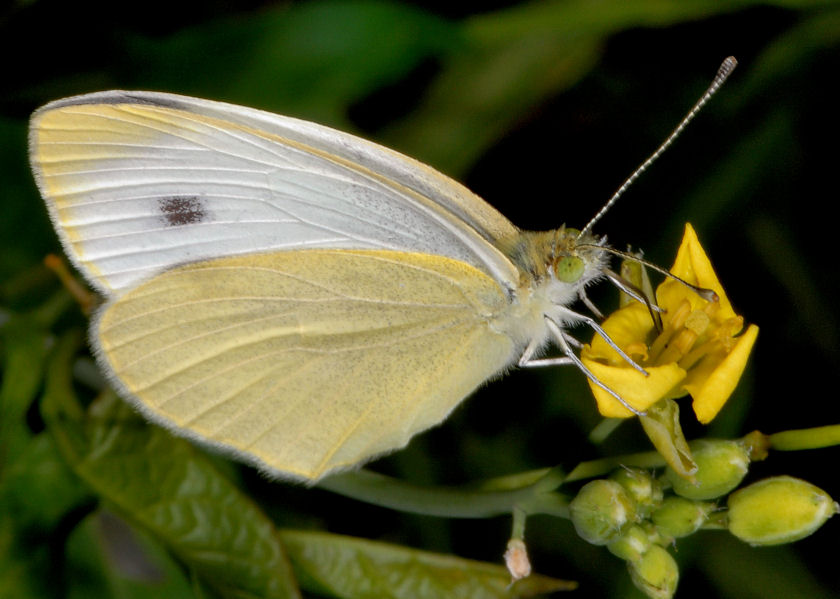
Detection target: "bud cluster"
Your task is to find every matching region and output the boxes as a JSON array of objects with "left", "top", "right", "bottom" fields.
[{"left": 567, "top": 440, "right": 836, "bottom": 599}]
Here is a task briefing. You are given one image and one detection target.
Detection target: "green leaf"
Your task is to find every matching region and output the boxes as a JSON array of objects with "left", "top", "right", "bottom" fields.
[
  {"left": 0, "top": 533, "right": 50, "bottom": 599},
  {"left": 0, "top": 433, "right": 93, "bottom": 598},
  {"left": 66, "top": 510, "right": 196, "bottom": 599},
  {"left": 463, "top": 0, "right": 806, "bottom": 44},
  {"left": 0, "top": 433, "right": 92, "bottom": 534},
  {"left": 0, "top": 314, "right": 50, "bottom": 472},
  {"left": 279, "top": 529, "right": 575, "bottom": 599}
]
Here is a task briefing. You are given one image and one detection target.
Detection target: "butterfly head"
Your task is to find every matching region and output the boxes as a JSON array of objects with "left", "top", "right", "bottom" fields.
[
  {"left": 549, "top": 226, "right": 609, "bottom": 286},
  {"left": 503, "top": 226, "right": 610, "bottom": 313}
]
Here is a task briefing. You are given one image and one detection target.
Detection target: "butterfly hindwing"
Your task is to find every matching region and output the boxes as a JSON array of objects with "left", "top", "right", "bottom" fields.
[{"left": 94, "top": 249, "right": 516, "bottom": 480}]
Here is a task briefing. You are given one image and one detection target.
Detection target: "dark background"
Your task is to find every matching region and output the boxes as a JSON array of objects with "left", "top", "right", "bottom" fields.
[{"left": 2, "top": 1, "right": 839, "bottom": 597}]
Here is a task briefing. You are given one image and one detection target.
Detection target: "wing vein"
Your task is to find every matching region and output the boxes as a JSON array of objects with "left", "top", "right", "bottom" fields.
[{"left": 135, "top": 314, "right": 469, "bottom": 396}]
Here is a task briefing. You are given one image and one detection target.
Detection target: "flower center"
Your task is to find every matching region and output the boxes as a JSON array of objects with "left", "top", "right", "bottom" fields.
[{"left": 644, "top": 297, "right": 742, "bottom": 370}]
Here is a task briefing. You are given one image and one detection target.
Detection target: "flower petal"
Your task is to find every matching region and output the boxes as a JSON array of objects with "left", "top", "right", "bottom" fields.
[
  {"left": 583, "top": 359, "right": 687, "bottom": 418},
  {"left": 662, "top": 224, "right": 736, "bottom": 320},
  {"left": 585, "top": 303, "right": 654, "bottom": 365},
  {"left": 688, "top": 324, "right": 759, "bottom": 423}
]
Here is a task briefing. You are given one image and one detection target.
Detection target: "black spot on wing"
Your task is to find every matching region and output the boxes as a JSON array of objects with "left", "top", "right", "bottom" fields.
[{"left": 158, "top": 196, "right": 207, "bottom": 226}]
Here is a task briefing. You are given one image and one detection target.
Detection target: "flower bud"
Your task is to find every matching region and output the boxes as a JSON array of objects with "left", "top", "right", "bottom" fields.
[
  {"left": 727, "top": 476, "right": 838, "bottom": 546},
  {"left": 627, "top": 545, "right": 679, "bottom": 599},
  {"left": 611, "top": 468, "right": 663, "bottom": 516},
  {"left": 607, "top": 524, "right": 652, "bottom": 562},
  {"left": 652, "top": 496, "right": 714, "bottom": 539},
  {"left": 666, "top": 439, "right": 749, "bottom": 500},
  {"left": 569, "top": 480, "right": 637, "bottom": 545}
]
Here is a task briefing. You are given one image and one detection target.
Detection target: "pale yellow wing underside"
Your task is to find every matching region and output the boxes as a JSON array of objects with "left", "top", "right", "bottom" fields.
[{"left": 94, "top": 250, "right": 515, "bottom": 480}]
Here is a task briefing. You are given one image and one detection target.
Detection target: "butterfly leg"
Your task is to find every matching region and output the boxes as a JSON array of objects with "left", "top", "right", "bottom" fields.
[
  {"left": 517, "top": 335, "right": 574, "bottom": 368},
  {"left": 517, "top": 330, "right": 585, "bottom": 365},
  {"left": 544, "top": 318, "right": 644, "bottom": 416},
  {"left": 554, "top": 306, "right": 648, "bottom": 376},
  {"left": 578, "top": 288, "right": 605, "bottom": 319},
  {"left": 517, "top": 319, "right": 644, "bottom": 415},
  {"left": 603, "top": 267, "right": 664, "bottom": 331},
  {"left": 603, "top": 268, "right": 664, "bottom": 313}
]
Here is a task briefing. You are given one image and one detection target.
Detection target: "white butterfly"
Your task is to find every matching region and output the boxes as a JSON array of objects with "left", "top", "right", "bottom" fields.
[{"left": 29, "top": 60, "right": 734, "bottom": 481}]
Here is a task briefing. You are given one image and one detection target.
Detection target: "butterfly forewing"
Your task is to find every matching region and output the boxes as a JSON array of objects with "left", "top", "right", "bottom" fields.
[{"left": 30, "top": 92, "right": 520, "bottom": 294}]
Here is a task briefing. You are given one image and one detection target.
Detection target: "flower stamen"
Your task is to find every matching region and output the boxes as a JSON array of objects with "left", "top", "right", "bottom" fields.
[
  {"left": 649, "top": 300, "right": 693, "bottom": 362},
  {"left": 678, "top": 339, "right": 719, "bottom": 371},
  {"left": 626, "top": 342, "right": 650, "bottom": 362}
]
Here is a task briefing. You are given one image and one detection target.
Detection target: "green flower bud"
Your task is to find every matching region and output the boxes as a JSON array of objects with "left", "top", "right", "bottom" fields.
[
  {"left": 666, "top": 439, "right": 749, "bottom": 500},
  {"left": 640, "top": 520, "right": 671, "bottom": 548},
  {"left": 727, "top": 476, "right": 838, "bottom": 546},
  {"left": 611, "top": 468, "right": 664, "bottom": 516},
  {"left": 652, "top": 496, "right": 715, "bottom": 539},
  {"left": 570, "top": 480, "right": 637, "bottom": 545},
  {"left": 627, "top": 545, "right": 679, "bottom": 599},
  {"left": 608, "top": 524, "right": 652, "bottom": 562}
]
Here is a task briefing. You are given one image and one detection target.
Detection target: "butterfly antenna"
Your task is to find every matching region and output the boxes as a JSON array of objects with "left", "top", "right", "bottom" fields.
[
  {"left": 578, "top": 56, "right": 738, "bottom": 239},
  {"left": 579, "top": 244, "right": 719, "bottom": 302}
]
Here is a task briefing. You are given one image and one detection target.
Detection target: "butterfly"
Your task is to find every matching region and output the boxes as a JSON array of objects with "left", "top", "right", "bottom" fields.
[{"left": 28, "top": 60, "right": 734, "bottom": 481}]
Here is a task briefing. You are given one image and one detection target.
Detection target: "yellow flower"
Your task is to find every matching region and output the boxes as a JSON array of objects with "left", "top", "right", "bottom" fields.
[{"left": 581, "top": 224, "right": 758, "bottom": 422}]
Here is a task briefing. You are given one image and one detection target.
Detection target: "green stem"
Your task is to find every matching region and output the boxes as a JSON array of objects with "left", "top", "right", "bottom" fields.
[
  {"left": 565, "top": 450, "right": 666, "bottom": 482},
  {"left": 589, "top": 418, "right": 624, "bottom": 444},
  {"left": 323, "top": 425, "right": 839, "bottom": 520},
  {"left": 701, "top": 510, "right": 729, "bottom": 530},
  {"left": 31, "top": 289, "right": 76, "bottom": 329},
  {"left": 768, "top": 424, "right": 840, "bottom": 451},
  {"left": 41, "top": 329, "right": 86, "bottom": 422},
  {"left": 318, "top": 469, "right": 569, "bottom": 519},
  {"left": 318, "top": 452, "right": 666, "bottom": 519},
  {"left": 511, "top": 506, "right": 527, "bottom": 540}
]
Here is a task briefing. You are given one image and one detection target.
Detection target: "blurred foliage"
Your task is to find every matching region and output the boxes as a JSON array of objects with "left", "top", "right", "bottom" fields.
[{"left": 2, "top": 0, "right": 840, "bottom": 597}]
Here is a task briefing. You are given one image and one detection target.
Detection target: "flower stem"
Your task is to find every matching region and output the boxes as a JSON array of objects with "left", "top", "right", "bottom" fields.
[
  {"left": 322, "top": 426, "right": 839, "bottom": 519},
  {"left": 317, "top": 468, "right": 570, "bottom": 518},
  {"left": 768, "top": 424, "right": 840, "bottom": 451},
  {"left": 318, "top": 451, "right": 670, "bottom": 519},
  {"left": 564, "top": 450, "right": 667, "bottom": 482}
]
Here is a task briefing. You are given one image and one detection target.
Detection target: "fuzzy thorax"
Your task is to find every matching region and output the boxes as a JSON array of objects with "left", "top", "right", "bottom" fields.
[{"left": 492, "top": 226, "right": 610, "bottom": 348}]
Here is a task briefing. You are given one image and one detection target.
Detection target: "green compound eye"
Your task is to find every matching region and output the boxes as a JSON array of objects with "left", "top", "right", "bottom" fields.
[{"left": 554, "top": 255, "right": 585, "bottom": 283}]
